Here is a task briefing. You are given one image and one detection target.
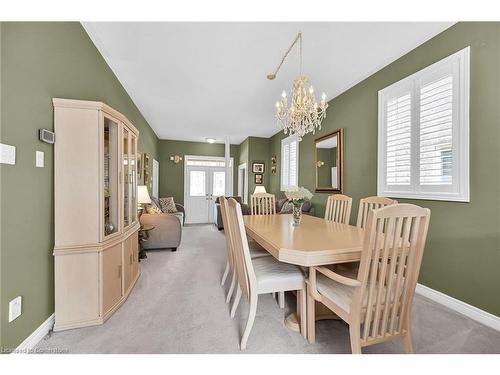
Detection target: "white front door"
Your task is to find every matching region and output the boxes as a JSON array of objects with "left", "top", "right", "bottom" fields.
[
  {"left": 185, "top": 163, "right": 230, "bottom": 224},
  {"left": 152, "top": 159, "right": 159, "bottom": 198}
]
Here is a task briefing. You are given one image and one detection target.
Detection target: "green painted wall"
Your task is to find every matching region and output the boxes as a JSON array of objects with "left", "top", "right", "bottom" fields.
[
  {"left": 269, "top": 22, "right": 500, "bottom": 316},
  {"left": 0, "top": 22, "right": 159, "bottom": 350},
  {"left": 158, "top": 139, "right": 239, "bottom": 205},
  {"left": 236, "top": 137, "right": 271, "bottom": 202},
  {"left": 246, "top": 137, "right": 270, "bottom": 200}
]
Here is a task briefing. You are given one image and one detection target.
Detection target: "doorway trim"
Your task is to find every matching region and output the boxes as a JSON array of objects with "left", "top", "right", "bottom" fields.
[
  {"left": 152, "top": 159, "right": 159, "bottom": 198},
  {"left": 183, "top": 155, "right": 234, "bottom": 224},
  {"left": 238, "top": 163, "right": 248, "bottom": 204}
]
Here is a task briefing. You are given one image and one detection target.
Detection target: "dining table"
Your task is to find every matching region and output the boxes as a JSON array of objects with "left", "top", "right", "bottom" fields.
[{"left": 243, "top": 213, "right": 366, "bottom": 343}]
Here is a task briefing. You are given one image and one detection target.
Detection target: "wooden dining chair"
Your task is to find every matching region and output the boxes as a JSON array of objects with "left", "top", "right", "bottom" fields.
[
  {"left": 250, "top": 193, "right": 276, "bottom": 215},
  {"left": 307, "top": 203, "right": 431, "bottom": 353},
  {"left": 324, "top": 194, "right": 352, "bottom": 224},
  {"left": 219, "top": 197, "right": 269, "bottom": 304},
  {"left": 226, "top": 198, "right": 307, "bottom": 350},
  {"left": 357, "top": 196, "right": 398, "bottom": 229},
  {"left": 334, "top": 196, "right": 398, "bottom": 276},
  {"left": 250, "top": 192, "right": 285, "bottom": 308}
]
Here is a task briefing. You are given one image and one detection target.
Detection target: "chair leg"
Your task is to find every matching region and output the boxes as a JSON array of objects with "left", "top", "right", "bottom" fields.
[
  {"left": 225, "top": 270, "right": 236, "bottom": 303},
  {"left": 240, "top": 294, "right": 258, "bottom": 350},
  {"left": 298, "top": 289, "right": 307, "bottom": 339},
  {"left": 278, "top": 291, "right": 285, "bottom": 309},
  {"left": 306, "top": 288, "right": 316, "bottom": 344},
  {"left": 230, "top": 285, "right": 242, "bottom": 318},
  {"left": 221, "top": 260, "right": 230, "bottom": 286},
  {"left": 402, "top": 328, "right": 415, "bottom": 354},
  {"left": 349, "top": 323, "right": 362, "bottom": 354}
]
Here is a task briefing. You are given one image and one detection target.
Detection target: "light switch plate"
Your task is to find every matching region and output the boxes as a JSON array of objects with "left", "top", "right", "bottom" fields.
[
  {"left": 0, "top": 143, "right": 16, "bottom": 165},
  {"left": 36, "top": 151, "right": 44, "bottom": 168},
  {"left": 9, "top": 296, "right": 22, "bottom": 322}
]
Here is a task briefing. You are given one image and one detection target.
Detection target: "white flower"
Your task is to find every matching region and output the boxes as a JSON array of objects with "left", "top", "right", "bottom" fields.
[{"left": 284, "top": 187, "right": 313, "bottom": 203}]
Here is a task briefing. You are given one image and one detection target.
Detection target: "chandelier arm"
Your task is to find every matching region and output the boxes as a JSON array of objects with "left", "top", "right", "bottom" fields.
[{"left": 269, "top": 32, "right": 302, "bottom": 79}]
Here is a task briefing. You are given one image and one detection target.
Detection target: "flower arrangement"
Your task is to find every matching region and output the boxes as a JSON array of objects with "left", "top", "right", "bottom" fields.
[{"left": 284, "top": 186, "right": 313, "bottom": 206}]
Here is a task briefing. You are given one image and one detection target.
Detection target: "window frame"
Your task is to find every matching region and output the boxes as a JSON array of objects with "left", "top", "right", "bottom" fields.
[
  {"left": 280, "top": 135, "right": 299, "bottom": 191},
  {"left": 377, "top": 47, "right": 470, "bottom": 202}
]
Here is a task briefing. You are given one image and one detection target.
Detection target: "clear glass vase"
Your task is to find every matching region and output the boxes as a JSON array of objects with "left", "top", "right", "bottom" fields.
[{"left": 292, "top": 203, "right": 303, "bottom": 226}]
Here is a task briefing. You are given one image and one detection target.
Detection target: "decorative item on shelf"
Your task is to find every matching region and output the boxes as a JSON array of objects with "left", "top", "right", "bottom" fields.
[
  {"left": 253, "top": 186, "right": 267, "bottom": 195},
  {"left": 254, "top": 174, "right": 263, "bottom": 185},
  {"left": 252, "top": 162, "right": 265, "bottom": 173},
  {"left": 268, "top": 32, "right": 328, "bottom": 141},
  {"left": 104, "top": 221, "right": 115, "bottom": 236},
  {"left": 169, "top": 155, "right": 183, "bottom": 164},
  {"left": 284, "top": 186, "right": 313, "bottom": 226},
  {"left": 137, "top": 185, "right": 151, "bottom": 217}
]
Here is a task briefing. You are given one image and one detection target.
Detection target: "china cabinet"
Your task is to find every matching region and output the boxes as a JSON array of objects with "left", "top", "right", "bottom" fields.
[{"left": 53, "top": 98, "right": 140, "bottom": 331}]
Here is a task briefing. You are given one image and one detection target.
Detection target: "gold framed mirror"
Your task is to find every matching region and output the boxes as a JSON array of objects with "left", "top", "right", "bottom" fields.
[{"left": 314, "top": 128, "right": 343, "bottom": 192}]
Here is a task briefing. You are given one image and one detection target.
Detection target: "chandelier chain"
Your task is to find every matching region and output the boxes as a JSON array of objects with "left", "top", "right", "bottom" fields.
[{"left": 270, "top": 32, "right": 302, "bottom": 79}]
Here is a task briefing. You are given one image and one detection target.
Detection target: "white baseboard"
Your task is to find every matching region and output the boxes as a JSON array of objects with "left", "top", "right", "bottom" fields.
[
  {"left": 415, "top": 283, "right": 500, "bottom": 332},
  {"left": 14, "top": 314, "right": 54, "bottom": 353}
]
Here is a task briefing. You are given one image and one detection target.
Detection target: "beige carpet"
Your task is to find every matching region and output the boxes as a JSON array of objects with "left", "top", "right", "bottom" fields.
[{"left": 36, "top": 224, "right": 500, "bottom": 354}]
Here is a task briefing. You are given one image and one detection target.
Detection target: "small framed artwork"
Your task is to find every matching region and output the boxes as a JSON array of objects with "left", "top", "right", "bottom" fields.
[
  {"left": 143, "top": 153, "right": 150, "bottom": 184},
  {"left": 137, "top": 154, "right": 143, "bottom": 181},
  {"left": 252, "top": 162, "right": 265, "bottom": 173},
  {"left": 254, "top": 174, "right": 263, "bottom": 184}
]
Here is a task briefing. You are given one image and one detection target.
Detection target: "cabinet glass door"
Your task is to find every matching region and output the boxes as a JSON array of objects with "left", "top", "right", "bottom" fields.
[
  {"left": 130, "top": 133, "right": 138, "bottom": 224},
  {"left": 123, "top": 127, "right": 131, "bottom": 228},
  {"left": 103, "top": 116, "right": 119, "bottom": 238}
]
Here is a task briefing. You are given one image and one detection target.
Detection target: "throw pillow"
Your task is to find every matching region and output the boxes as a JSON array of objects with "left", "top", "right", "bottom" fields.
[
  {"left": 302, "top": 200, "right": 312, "bottom": 212},
  {"left": 146, "top": 204, "right": 162, "bottom": 214},
  {"left": 159, "top": 197, "right": 178, "bottom": 213},
  {"left": 279, "top": 201, "right": 294, "bottom": 214}
]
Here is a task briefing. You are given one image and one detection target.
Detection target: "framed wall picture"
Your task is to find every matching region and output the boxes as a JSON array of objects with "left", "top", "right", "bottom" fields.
[
  {"left": 252, "top": 162, "right": 265, "bottom": 173},
  {"left": 254, "top": 174, "right": 263, "bottom": 184},
  {"left": 143, "top": 153, "right": 150, "bottom": 184},
  {"left": 137, "top": 154, "right": 143, "bottom": 182}
]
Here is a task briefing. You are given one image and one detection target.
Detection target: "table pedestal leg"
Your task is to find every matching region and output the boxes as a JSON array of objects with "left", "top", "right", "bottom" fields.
[{"left": 285, "top": 313, "right": 301, "bottom": 332}]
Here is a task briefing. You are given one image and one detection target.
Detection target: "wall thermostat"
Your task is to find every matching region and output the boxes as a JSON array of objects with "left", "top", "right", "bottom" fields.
[{"left": 39, "top": 129, "right": 55, "bottom": 144}]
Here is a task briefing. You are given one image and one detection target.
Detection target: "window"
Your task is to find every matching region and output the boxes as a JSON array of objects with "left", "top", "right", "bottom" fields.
[
  {"left": 378, "top": 47, "right": 470, "bottom": 202},
  {"left": 189, "top": 171, "right": 206, "bottom": 197},
  {"left": 212, "top": 171, "right": 225, "bottom": 197},
  {"left": 281, "top": 135, "right": 299, "bottom": 191}
]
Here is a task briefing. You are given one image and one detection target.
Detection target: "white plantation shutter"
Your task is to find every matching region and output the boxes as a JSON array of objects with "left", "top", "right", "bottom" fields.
[
  {"left": 386, "top": 93, "right": 412, "bottom": 185},
  {"left": 282, "top": 143, "right": 290, "bottom": 188},
  {"left": 281, "top": 136, "right": 299, "bottom": 191},
  {"left": 289, "top": 140, "right": 298, "bottom": 186},
  {"left": 378, "top": 47, "right": 469, "bottom": 202},
  {"left": 419, "top": 76, "right": 453, "bottom": 185}
]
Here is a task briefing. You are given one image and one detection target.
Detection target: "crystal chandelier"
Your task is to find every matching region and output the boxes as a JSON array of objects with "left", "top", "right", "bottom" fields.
[{"left": 268, "top": 32, "right": 328, "bottom": 140}]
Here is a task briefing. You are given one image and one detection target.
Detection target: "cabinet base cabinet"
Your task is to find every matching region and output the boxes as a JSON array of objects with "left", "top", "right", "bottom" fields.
[
  {"left": 123, "top": 231, "right": 140, "bottom": 294},
  {"left": 53, "top": 226, "right": 140, "bottom": 332},
  {"left": 102, "top": 243, "right": 123, "bottom": 315}
]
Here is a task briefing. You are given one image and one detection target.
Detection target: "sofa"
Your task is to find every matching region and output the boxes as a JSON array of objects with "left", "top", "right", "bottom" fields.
[
  {"left": 139, "top": 197, "right": 185, "bottom": 251},
  {"left": 214, "top": 196, "right": 314, "bottom": 230}
]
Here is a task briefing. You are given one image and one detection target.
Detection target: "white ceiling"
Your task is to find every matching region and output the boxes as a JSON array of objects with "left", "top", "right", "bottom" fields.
[{"left": 83, "top": 22, "right": 453, "bottom": 144}]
